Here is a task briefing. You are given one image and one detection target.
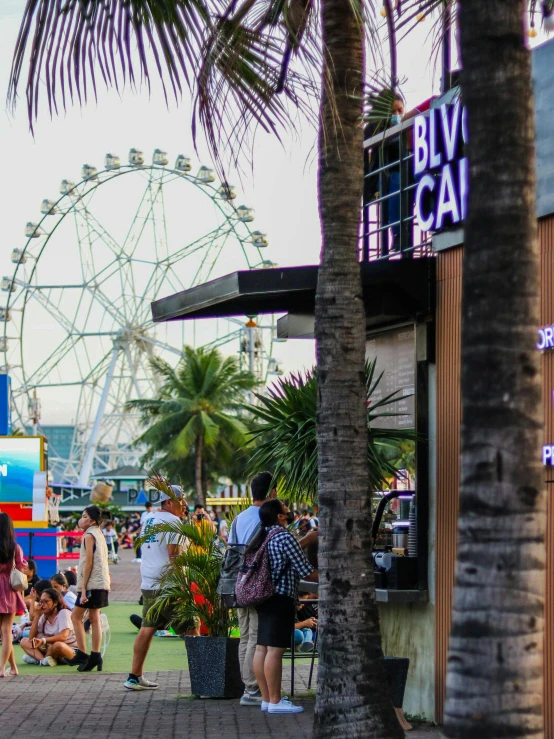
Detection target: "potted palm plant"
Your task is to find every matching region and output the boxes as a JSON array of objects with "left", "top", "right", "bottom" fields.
[{"left": 135, "top": 476, "right": 242, "bottom": 698}]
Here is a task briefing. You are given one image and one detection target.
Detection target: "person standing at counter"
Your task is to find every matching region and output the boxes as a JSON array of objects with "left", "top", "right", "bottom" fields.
[{"left": 250, "top": 499, "right": 318, "bottom": 714}]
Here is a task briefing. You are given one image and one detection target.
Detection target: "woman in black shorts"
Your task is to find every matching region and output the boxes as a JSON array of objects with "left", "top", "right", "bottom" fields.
[
  {"left": 66, "top": 506, "right": 110, "bottom": 672},
  {"left": 250, "top": 499, "right": 318, "bottom": 715}
]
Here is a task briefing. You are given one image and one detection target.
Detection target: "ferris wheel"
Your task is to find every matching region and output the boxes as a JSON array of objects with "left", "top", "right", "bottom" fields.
[{"left": 2, "top": 148, "right": 277, "bottom": 485}]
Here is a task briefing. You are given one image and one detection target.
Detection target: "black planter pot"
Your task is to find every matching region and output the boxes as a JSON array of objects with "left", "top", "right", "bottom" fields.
[{"left": 184, "top": 636, "right": 244, "bottom": 698}]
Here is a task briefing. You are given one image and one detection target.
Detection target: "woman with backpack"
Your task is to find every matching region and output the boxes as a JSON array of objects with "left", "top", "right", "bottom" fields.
[{"left": 245, "top": 498, "right": 318, "bottom": 715}]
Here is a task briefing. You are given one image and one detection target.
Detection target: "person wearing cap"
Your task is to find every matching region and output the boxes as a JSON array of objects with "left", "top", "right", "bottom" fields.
[{"left": 124, "top": 485, "right": 188, "bottom": 691}]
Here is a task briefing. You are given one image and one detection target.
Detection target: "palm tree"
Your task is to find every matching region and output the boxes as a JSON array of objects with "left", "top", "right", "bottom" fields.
[
  {"left": 126, "top": 346, "right": 256, "bottom": 506},
  {"left": 443, "top": 2, "right": 546, "bottom": 736},
  {"left": 247, "top": 360, "right": 416, "bottom": 502}
]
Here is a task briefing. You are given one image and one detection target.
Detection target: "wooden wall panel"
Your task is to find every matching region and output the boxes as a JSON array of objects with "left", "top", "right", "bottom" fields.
[
  {"left": 434, "top": 246, "right": 463, "bottom": 722},
  {"left": 539, "top": 217, "right": 554, "bottom": 737},
  {"left": 433, "top": 221, "right": 554, "bottom": 728}
]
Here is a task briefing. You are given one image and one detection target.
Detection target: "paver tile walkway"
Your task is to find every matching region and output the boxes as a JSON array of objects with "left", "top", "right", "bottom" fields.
[
  {"left": 0, "top": 671, "right": 441, "bottom": 738},
  {"left": 0, "top": 546, "right": 443, "bottom": 737}
]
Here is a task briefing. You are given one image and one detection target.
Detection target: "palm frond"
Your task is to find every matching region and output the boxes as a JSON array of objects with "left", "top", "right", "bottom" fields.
[
  {"left": 246, "top": 360, "right": 417, "bottom": 504},
  {"left": 193, "top": 3, "right": 320, "bottom": 173},
  {"left": 8, "top": 0, "right": 214, "bottom": 131}
]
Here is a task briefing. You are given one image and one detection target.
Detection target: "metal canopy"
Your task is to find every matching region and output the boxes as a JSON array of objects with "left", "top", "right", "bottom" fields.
[{"left": 151, "top": 259, "right": 435, "bottom": 327}]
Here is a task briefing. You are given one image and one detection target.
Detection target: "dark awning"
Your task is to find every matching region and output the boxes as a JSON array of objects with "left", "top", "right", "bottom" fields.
[{"left": 151, "top": 258, "right": 435, "bottom": 327}]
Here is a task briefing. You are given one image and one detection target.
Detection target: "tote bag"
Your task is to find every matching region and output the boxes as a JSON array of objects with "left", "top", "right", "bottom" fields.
[{"left": 10, "top": 553, "right": 28, "bottom": 593}]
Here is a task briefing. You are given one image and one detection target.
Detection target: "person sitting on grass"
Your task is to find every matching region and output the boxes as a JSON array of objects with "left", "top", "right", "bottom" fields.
[
  {"left": 50, "top": 573, "right": 77, "bottom": 610},
  {"left": 63, "top": 569, "right": 78, "bottom": 593},
  {"left": 23, "top": 559, "right": 40, "bottom": 611},
  {"left": 12, "top": 579, "right": 52, "bottom": 644},
  {"left": 20, "top": 588, "right": 77, "bottom": 666},
  {"left": 294, "top": 610, "right": 317, "bottom": 652}
]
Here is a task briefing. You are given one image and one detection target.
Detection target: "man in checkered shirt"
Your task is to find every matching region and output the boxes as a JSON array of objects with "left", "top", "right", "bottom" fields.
[{"left": 252, "top": 498, "right": 319, "bottom": 715}]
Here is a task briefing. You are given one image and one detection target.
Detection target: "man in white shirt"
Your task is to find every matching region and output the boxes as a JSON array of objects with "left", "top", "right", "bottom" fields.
[
  {"left": 124, "top": 485, "right": 187, "bottom": 691},
  {"left": 229, "top": 472, "right": 276, "bottom": 706}
]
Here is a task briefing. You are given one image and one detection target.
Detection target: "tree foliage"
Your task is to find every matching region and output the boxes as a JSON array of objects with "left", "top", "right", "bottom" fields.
[
  {"left": 247, "top": 359, "right": 416, "bottom": 503},
  {"left": 126, "top": 345, "right": 256, "bottom": 501}
]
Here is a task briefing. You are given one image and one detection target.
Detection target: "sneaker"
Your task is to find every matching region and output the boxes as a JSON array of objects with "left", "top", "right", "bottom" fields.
[
  {"left": 124, "top": 675, "right": 159, "bottom": 690},
  {"left": 240, "top": 690, "right": 263, "bottom": 706},
  {"left": 131, "top": 558, "right": 142, "bottom": 563},
  {"left": 299, "top": 640, "right": 314, "bottom": 653},
  {"left": 40, "top": 656, "right": 58, "bottom": 667},
  {"left": 22, "top": 654, "right": 39, "bottom": 665},
  {"left": 261, "top": 701, "right": 269, "bottom": 712},
  {"left": 268, "top": 698, "right": 304, "bottom": 714},
  {"left": 129, "top": 614, "right": 143, "bottom": 630}
]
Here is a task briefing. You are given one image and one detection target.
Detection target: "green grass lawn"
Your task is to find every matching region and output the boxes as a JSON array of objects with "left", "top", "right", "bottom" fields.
[
  {"left": 15, "top": 602, "right": 189, "bottom": 675},
  {"left": 14, "top": 602, "right": 317, "bottom": 676}
]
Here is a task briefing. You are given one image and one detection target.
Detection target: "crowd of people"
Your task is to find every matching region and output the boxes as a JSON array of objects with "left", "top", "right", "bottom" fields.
[{"left": 0, "top": 473, "right": 319, "bottom": 715}]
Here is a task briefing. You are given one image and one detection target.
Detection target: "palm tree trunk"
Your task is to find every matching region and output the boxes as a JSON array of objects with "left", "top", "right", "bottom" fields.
[
  {"left": 312, "top": 0, "right": 403, "bottom": 736},
  {"left": 195, "top": 433, "right": 206, "bottom": 506},
  {"left": 444, "top": 2, "right": 545, "bottom": 736}
]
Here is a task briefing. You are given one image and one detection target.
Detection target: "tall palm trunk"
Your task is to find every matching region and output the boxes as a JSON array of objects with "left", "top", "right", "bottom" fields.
[
  {"left": 195, "top": 433, "right": 206, "bottom": 506},
  {"left": 444, "top": 2, "right": 545, "bottom": 736},
  {"left": 312, "top": 0, "right": 403, "bottom": 736}
]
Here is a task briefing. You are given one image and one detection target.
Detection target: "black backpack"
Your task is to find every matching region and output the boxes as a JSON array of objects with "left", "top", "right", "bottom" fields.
[{"left": 217, "top": 517, "right": 261, "bottom": 608}]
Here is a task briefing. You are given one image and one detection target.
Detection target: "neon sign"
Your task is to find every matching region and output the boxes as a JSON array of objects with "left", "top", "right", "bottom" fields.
[
  {"left": 537, "top": 325, "right": 554, "bottom": 350},
  {"left": 414, "top": 102, "right": 468, "bottom": 232}
]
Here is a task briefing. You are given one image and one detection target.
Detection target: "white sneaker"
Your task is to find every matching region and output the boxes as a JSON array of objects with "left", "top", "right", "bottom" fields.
[
  {"left": 268, "top": 698, "right": 304, "bottom": 714},
  {"left": 124, "top": 675, "right": 159, "bottom": 690},
  {"left": 40, "top": 656, "right": 57, "bottom": 666},
  {"left": 261, "top": 701, "right": 269, "bottom": 712},
  {"left": 22, "top": 654, "right": 39, "bottom": 665},
  {"left": 131, "top": 558, "right": 142, "bottom": 563}
]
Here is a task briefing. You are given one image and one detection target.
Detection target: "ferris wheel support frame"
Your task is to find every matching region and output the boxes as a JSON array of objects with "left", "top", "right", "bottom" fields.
[{"left": 77, "top": 341, "right": 119, "bottom": 486}]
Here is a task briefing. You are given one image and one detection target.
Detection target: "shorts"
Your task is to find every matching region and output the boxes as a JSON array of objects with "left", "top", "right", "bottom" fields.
[
  {"left": 141, "top": 589, "right": 194, "bottom": 633},
  {"left": 75, "top": 589, "right": 109, "bottom": 610},
  {"left": 256, "top": 594, "right": 295, "bottom": 649}
]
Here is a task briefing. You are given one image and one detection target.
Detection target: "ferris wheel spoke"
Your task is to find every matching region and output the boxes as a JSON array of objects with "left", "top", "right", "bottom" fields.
[
  {"left": 131, "top": 331, "right": 184, "bottom": 358},
  {"left": 25, "top": 286, "right": 79, "bottom": 335},
  {"left": 73, "top": 205, "right": 135, "bottom": 323},
  {"left": 84, "top": 284, "right": 128, "bottom": 328},
  {"left": 203, "top": 328, "right": 242, "bottom": 350},
  {"left": 23, "top": 335, "right": 77, "bottom": 389},
  {"left": 73, "top": 204, "right": 124, "bottom": 261},
  {"left": 122, "top": 171, "right": 166, "bottom": 259},
  {"left": 160, "top": 224, "right": 235, "bottom": 268},
  {"left": 194, "top": 229, "right": 234, "bottom": 286}
]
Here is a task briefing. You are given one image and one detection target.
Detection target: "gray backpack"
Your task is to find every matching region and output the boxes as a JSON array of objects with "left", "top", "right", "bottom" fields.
[{"left": 217, "top": 518, "right": 261, "bottom": 608}]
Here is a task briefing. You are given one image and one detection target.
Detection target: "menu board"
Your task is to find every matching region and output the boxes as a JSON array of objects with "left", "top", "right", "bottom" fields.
[{"left": 366, "top": 326, "right": 415, "bottom": 429}]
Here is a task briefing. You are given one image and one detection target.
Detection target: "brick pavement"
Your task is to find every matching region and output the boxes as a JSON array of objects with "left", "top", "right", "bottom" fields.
[
  {"left": 0, "top": 546, "right": 444, "bottom": 737},
  {"left": 0, "top": 671, "right": 442, "bottom": 738}
]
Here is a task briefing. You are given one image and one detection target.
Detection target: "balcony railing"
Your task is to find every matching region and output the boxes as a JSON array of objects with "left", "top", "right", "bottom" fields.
[{"left": 362, "top": 116, "right": 432, "bottom": 262}]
